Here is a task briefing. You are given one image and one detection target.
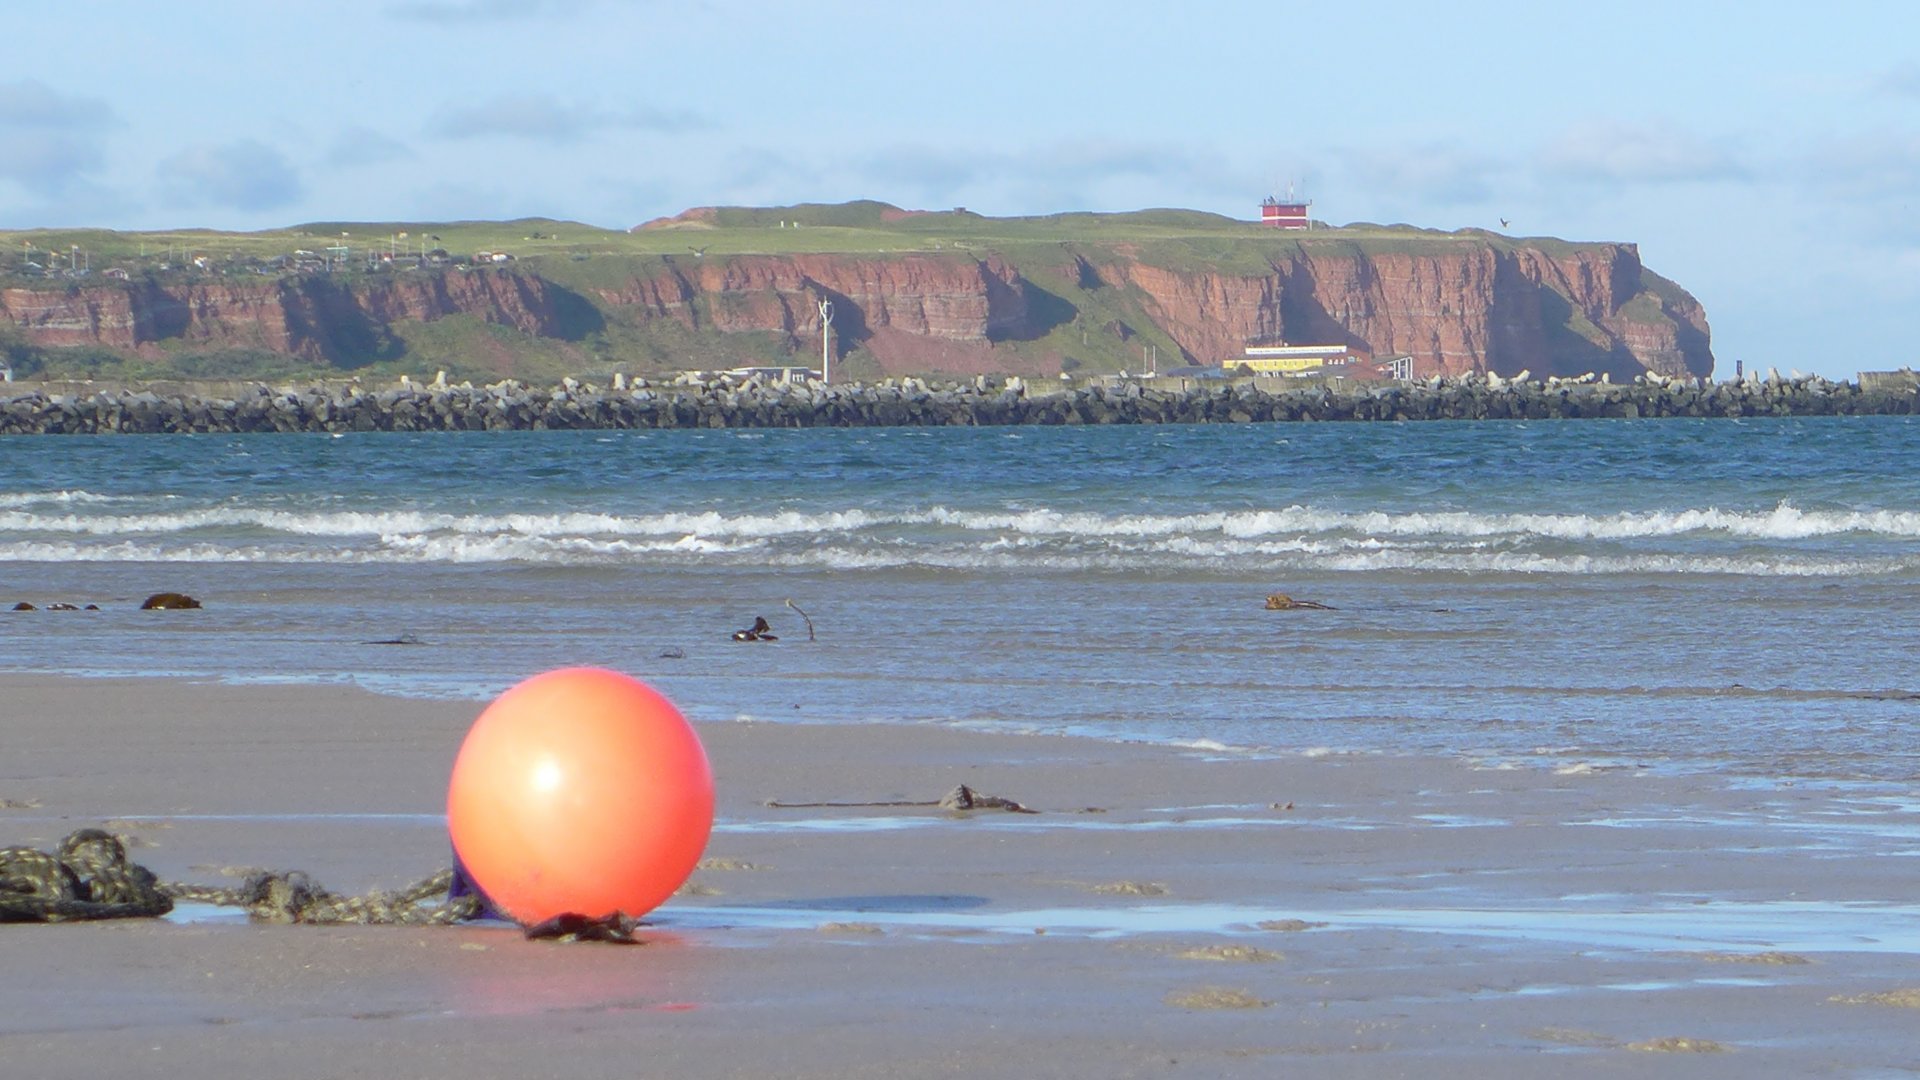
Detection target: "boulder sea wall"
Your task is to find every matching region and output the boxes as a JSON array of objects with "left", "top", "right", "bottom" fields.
[{"left": 1, "top": 371, "right": 1909, "bottom": 435}]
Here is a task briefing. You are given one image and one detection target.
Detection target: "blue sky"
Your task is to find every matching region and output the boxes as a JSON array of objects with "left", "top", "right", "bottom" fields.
[{"left": 1, "top": 0, "right": 1916, "bottom": 379}]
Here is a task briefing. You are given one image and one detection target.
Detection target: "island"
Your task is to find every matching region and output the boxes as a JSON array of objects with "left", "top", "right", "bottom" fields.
[{"left": 0, "top": 201, "right": 1710, "bottom": 386}]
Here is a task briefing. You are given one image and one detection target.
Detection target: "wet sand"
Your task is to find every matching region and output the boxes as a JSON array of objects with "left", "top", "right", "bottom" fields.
[{"left": 3, "top": 674, "right": 1919, "bottom": 1078}]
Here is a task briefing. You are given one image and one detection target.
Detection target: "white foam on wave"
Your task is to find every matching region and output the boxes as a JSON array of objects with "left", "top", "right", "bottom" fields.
[
  {"left": 4, "top": 491, "right": 1913, "bottom": 578},
  {"left": 912, "top": 502, "right": 1920, "bottom": 543},
  {"left": 378, "top": 531, "right": 757, "bottom": 562},
  {"left": 7, "top": 498, "right": 1919, "bottom": 546},
  {"left": 1302, "top": 503, "right": 1920, "bottom": 542},
  {"left": 0, "top": 490, "right": 125, "bottom": 508},
  {"left": 0, "top": 532, "right": 1900, "bottom": 576},
  {"left": 0, "top": 505, "right": 900, "bottom": 540},
  {"left": 1315, "top": 549, "right": 1888, "bottom": 577},
  {"left": 1169, "top": 738, "right": 1235, "bottom": 753},
  {"left": 0, "top": 539, "right": 350, "bottom": 563},
  {"left": 758, "top": 544, "right": 1896, "bottom": 577}
]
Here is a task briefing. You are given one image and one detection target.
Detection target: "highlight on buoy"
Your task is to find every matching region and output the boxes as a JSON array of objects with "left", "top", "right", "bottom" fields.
[{"left": 447, "top": 667, "right": 714, "bottom": 926}]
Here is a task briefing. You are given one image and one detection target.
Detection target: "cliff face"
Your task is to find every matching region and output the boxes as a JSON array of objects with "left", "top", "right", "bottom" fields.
[
  {"left": 1100, "top": 242, "right": 1708, "bottom": 379},
  {"left": 585, "top": 254, "right": 1027, "bottom": 355},
  {"left": 0, "top": 268, "right": 566, "bottom": 361},
  {"left": 0, "top": 239, "right": 1711, "bottom": 380}
]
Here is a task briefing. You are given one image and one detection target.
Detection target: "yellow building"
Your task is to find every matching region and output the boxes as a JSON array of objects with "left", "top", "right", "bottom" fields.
[{"left": 1236, "top": 344, "right": 1355, "bottom": 375}]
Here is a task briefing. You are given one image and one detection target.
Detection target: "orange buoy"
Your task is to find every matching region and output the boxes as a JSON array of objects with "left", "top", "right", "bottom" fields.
[{"left": 447, "top": 667, "right": 713, "bottom": 925}]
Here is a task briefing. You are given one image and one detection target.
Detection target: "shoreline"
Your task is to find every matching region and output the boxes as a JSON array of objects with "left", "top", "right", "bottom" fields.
[
  {"left": 11, "top": 663, "right": 1911, "bottom": 789},
  {"left": 5, "top": 672, "right": 1920, "bottom": 1076}
]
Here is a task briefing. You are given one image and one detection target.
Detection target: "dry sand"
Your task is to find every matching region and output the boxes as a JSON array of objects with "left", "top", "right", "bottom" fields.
[{"left": 3, "top": 674, "right": 1919, "bottom": 1078}]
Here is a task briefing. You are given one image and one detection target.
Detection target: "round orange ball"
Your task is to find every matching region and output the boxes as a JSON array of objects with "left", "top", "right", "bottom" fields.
[{"left": 447, "top": 667, "right": 713, "bottom": 925}]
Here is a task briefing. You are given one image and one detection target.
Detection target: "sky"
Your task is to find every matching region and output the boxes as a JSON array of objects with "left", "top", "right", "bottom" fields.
[{"left": 1, "top": 0, "right": 1916, "bottom": 380}]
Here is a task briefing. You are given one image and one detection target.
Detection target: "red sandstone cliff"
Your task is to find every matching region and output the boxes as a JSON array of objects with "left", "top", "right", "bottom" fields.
[
  {"left": 585, "top": 253, "right": 1025, "bottom": 341},
  {"left": 1097, "top": 242, "right": 1708, "bottom": 379},
  {"left": 0, "top": 239, "right": 1711, "bottom": 380},
  {"left": 0, "top": 268, "right": 565, "bottom": 362}
]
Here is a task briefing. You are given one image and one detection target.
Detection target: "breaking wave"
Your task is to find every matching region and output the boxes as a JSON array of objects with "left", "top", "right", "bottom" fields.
[
  {"left": 0, "top": 499, "right": 1911, "bottom": 576},
  {"left": 0, "top": 489, "right": 128, "bottom": 508},
  {"left": 3, "top": 500, "right": 1918, "bottom": 542}
]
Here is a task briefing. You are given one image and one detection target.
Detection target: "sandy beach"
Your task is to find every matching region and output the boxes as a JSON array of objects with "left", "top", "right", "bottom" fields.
[{"left": 2, "top": 674, "right": 1917, "bottom": 1078}]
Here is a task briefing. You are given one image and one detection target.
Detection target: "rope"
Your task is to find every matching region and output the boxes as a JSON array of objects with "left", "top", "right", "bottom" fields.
[
  {"left": 164, "top": 868, "right": 478, "bottom": 926},
  {"left": 1, "top": 828, "right": 478, "bottom": 926},
  {"left": 0, "top": 830, "right": 172, "bottom": 922}
]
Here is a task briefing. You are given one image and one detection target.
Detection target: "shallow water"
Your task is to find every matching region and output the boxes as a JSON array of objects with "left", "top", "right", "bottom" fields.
[
  {"left": 4, "top": 419, "right": 1918, "bottom": 780},
  {"left": 653, "top": 898, "right": 1920, "bottom": 954},
  {"left": 157, "top": 893, "right": 1920, "bottom": 955}
]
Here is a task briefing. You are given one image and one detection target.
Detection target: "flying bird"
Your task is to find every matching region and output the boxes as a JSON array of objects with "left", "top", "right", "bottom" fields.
[
  {"left": 1499, "top": 218, "right": 1511, "bottom": 228},
  {"left": 688, "top": 245, "right": 709, "bottom": 258}
]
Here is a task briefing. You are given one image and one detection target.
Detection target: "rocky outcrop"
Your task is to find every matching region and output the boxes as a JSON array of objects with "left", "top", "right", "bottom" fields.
[{"left": 0, "top": 233, "right": 1712, "bottom": 380}]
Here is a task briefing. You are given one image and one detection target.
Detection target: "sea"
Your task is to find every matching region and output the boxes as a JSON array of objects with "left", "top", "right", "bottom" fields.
[{"left": 2, "top": 417, "right": 1917, "bottom": 783}]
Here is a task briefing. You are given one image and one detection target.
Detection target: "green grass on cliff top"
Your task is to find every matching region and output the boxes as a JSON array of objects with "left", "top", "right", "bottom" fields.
[{"left": 0, "top": 201, "right": 1616, "bottom": 273}]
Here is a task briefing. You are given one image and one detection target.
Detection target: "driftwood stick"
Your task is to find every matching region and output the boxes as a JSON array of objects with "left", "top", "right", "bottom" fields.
[{"left": 785, "top": 598, "right": 815, "bottom": 641}]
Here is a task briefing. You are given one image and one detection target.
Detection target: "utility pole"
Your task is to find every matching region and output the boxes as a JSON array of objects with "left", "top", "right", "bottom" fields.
[{"left": 818, "top": 299, "right": 834, "bottom": 383}]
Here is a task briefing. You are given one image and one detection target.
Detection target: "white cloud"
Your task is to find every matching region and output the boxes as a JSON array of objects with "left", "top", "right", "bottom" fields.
[
  {"left": 156, "top": 139, "right": 305, "bottom": 212},
  {"left": 1876, "top": 62, "right": 1920, "bottom": 98},
  {"left": 1815, "top": 132, "right": 1920, "bottom": 200},
  {"left": 1332, "top": 141, "right": 1509, "bottom": 207},
  {"left": 325, "top": 127, "right": 416, "bottom": 168},
  {"left": 1799, "top": 131, "right": 1920, "bottom": 248},
  {"left": 0, "top": 80, "right": 119, "bottom": 196},
  {"left": 1540, "top": 120, "right": 1748, "bottom": 185},
  {"left": 426, "top": 94, "right": 703, "bottom": 143}
]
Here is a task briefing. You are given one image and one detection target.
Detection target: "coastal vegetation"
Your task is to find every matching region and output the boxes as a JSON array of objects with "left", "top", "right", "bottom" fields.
[{"left": 0, "top": 202, "right": 1590, "bottom": 276}]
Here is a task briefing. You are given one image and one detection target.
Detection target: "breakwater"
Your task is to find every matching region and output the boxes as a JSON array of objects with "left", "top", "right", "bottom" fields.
[{"left": 1, "top": 371, "right": 1915, "bottom": 435}]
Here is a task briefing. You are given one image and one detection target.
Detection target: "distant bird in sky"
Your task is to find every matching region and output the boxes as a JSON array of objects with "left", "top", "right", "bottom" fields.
[{"left": 1499, "top": 218, "right": 1511, "bottom": 228}]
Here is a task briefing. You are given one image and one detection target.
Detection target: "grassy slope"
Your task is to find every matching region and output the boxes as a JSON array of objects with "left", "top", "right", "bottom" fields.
[{"left": 0, "top": 203, "right": 1641, "bottom": 381}]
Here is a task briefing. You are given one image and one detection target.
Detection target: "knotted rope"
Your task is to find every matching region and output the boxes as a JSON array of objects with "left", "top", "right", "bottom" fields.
[
  {"left": 1, "top": 828, "right": 477, "bottom": 926},
  {"left": 166, "top": 867, "right": 477, "bottom": 926},
  {"left": 0, "top": 830, "right": 173, "bottom": 922}
]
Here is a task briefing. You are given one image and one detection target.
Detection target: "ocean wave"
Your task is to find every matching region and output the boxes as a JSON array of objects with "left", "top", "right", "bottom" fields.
[
  {"left": 377, "top": 532, "right": 759, "bottom": 562},
  {"left": 927, "top": 503, "right": 1920, "bottom": 542},
  {"left": 2, "top": 494, "right": 1913, "bottom": 577},
  {"left": 1310, "top": 550, "right": 1889, "bottom": 576},
  {"left": 0, "top": 490, "right": 127, "bottom": 508},
  {"left": 750, "top": 546, "right": 1896, "bottom": 576},
  {"left": 8, "top": 499, "right": 1918, "bottom": 544},
  {"left": 0, "top": 534, "right": 1903, "bottom": 576},
  {"left": 0, "top": 539, "right": 339, "bottom": 563},
  {"left": 0, "top": 506, "right": 900, "bottom": 539}
]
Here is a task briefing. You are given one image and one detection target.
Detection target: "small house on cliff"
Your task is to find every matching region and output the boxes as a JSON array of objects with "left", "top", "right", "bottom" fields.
[{"left": 1260, "top": 194, "right": 1312, "bottom": 229}]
